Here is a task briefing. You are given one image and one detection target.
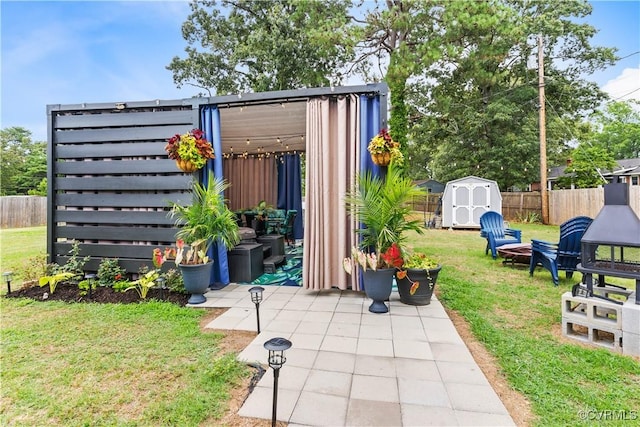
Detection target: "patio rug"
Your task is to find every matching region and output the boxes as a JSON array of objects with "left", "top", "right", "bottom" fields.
[{"left": 250, "top": 244, "right": 303, "bottom": 287}]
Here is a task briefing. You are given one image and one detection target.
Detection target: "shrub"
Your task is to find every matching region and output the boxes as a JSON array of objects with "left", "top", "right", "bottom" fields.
[{"left": 97, "top": 258, "right": 126, "bottom": 287}]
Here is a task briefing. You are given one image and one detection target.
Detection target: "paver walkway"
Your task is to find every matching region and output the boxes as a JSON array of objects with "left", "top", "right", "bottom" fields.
[{"left": 198, "top": 285, "right": 515, "bottom": 426}]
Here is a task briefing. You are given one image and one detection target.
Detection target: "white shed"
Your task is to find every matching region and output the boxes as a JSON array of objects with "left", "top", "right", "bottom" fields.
[{"left": 441, "top": 176, "right": 502, "bottom": 229}]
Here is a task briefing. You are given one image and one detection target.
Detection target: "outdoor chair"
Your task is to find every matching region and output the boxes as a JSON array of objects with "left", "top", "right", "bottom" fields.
[
  {"left": 277, "top": 210, "right": 297, "bottom": 246},
  {"left": 529, "top": 216, "right": 592, "bottom": 286},
  {"left": 479, "top": 211, "right": 522, "bottom": 259}
]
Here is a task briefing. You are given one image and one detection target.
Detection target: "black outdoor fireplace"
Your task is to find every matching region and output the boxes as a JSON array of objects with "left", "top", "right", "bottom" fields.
[{"left": 578, "top": 178, "right": 640, "bottom": 304}]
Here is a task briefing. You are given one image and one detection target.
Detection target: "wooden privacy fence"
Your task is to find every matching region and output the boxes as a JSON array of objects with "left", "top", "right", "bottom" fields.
[
  {"left": 410, "top": 187, "right": 640, "bottom": 225},
  {"left": 501, "top": 192, "right": 542, "bottom": 221},
  {"left": 549, "top": 187, "right": 640, "bottom": 225},
  {"left": 0, "top": 196, "right": 47, "bottom": 228}
]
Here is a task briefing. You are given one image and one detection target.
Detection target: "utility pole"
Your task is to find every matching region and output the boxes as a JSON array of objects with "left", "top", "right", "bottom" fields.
[{"left": 538, "top": 35, "right": 549, "bottom": 224}]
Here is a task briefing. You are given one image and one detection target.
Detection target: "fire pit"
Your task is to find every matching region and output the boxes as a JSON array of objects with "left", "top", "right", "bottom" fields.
[
  {"left": 561, "top": 178, "right": 640, "bottom": 357},
  {"left": 578, "top": 179, "right": 640, "bottom": 304}
]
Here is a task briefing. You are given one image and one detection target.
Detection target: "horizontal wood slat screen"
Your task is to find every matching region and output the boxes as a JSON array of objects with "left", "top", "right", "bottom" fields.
[{"left": 48, "top": 102, "right": 199, "bottom": 274}]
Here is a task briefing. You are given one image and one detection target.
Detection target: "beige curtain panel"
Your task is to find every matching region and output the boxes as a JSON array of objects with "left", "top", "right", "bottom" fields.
[
  {"left": 303, "top": 94, "right": 361, "bottom": 291},
  {"left": 223, "top": 157, "right": 278, "bottom": 212}
]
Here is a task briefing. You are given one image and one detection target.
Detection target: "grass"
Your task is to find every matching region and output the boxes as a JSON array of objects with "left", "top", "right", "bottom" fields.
[
  {"left": 1, "top": 299, "right": 248, "bottom": 425},
  {"left": 408, "top": 222, "right": 640, "bottom": 426},
  {"left": 0, "top": 226, "right": 46, "bottom": 289},
  {"left": 2, "top": 224, "right": 639, "bottom": 426}
]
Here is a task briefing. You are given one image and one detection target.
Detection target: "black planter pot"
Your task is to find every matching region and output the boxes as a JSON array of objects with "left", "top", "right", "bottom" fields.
[
  {"left": 179, "top": 262, "right": 213, "bottom": 304},
  {"left": 396, "top": 265, "right": 442, "bottom": 305},
  {"left": 362, "top": 268, "right": 395, "bottom": 313}
]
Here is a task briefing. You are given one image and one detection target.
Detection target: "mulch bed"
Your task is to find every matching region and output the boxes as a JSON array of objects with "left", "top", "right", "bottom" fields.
[{"left": 5, "top": 282, "right": 190, "bottom": 306}]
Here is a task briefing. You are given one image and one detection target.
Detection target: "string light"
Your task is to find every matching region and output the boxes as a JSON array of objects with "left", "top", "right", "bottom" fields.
[{"left": 246, "top": 139, "right": 250, "bottom": 145}]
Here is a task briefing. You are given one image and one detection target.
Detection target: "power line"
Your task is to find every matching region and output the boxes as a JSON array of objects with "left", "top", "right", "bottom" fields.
[
  {"left": 618, "top": 51, "right": 640, "bottom": 61},
  {"left": 613, "top": 87, "right": 640, "bottom": 101}
]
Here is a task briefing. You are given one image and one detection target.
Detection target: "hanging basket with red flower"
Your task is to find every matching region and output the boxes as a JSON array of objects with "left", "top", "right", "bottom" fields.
[
  {"left": 165, "top": 129, "right": 215, "bottom": 172},
  {"left": 367, "top": 128, "right": 404, "bottom": 166}
]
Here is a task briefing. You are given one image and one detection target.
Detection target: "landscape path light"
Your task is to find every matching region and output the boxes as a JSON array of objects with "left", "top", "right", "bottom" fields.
[
  {"left": 84, "top": 273, "right": 96, "bottom": 299},
  {"left": 156, "top": 276, "right": 167, "bottom": 300},
  {"left": 248, "top": 286, "right": 264, "bottom": 333},
  {"left": 3, "top": 271, "right": 13, "bottom": 294},
  {"left": 264, "top": 337, "right": 292, "bottom": 427}
]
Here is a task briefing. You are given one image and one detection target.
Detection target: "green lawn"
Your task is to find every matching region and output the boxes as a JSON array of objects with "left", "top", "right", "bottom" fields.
[
  {"left": 1, "top": 224, "right": 639, "bottom": 426},
  {"left": 0, "top": 225, "right": 46, "bottom": 289}
]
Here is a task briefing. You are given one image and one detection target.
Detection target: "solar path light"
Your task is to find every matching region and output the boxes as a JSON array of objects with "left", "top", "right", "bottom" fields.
[
  {"left": 84, "top": 273, "right": 96, "bottom": 299},
  {"left": 156, "top": 276, "right": 167, "bottom": 300},
  {"left": 264, "top": 337, "right": 292, "bottom": 427},
  {"left": 3, "top": 271, "right": 13, "bottom": 294},
  {"left": 248, "top": 286, "right": 265, "bottom": 333}
]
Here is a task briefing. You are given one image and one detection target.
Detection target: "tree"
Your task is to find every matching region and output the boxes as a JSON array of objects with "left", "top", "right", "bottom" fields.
[
  {"left": 168, "top": 0, "right": 617, "bottom": 190},
  {"left": 1, "top": 127, "right": 46, "bottom": 195},
  {"left": 590, "top": 100, "right": 640, "bottom": 159},
  {"left": 404, "top": 0, "right": 616, "bottom": 189},
  {"left": 167, "top": 0, "right": 354, "bottom": 95},
  {"left": 556, "top": 144, "right": 616, "bottom": 189}
]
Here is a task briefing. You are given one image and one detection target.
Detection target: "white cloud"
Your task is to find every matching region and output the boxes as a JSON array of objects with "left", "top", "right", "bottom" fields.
[{"left": 601, "top": 67, "right": 640, "bottom": 101}]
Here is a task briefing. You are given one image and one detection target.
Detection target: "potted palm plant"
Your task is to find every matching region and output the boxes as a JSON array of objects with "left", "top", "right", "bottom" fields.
[
  {"left": 343, "top": 166, "right": 426, "bottom": 313},
  {"left": 169, "top": 175, "right": 240, "bottom": 304}
]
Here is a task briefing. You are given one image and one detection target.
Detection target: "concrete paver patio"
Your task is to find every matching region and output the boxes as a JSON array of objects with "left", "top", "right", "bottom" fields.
[{"left": 197, "top": 284, "right": 515, "bottom": 426}]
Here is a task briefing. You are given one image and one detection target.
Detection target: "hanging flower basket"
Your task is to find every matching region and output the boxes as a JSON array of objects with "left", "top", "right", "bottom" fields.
[
  {"left": 371, "top": 152, "right": 391, "bottom": 166},
  {"left": 175, "top": 159, "right": 198, "bottom": 173},
  {"left": 367, "top": 128, "right": 403, "bottom": 167},
  {"left": 165, "top": 129, "right": 214, "bottom": 173}
]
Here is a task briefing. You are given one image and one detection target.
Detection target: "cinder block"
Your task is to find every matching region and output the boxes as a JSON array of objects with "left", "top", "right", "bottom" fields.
[
  {"left": 622, "top": 331, "right": 640, "bottom": 357},
  {"left": 621, "top": 297, "right": 640, "bottom": 333},
  {"left": 562, "top": 316, "right": 622, "bottom": 352},
  {"left": 562, "top": 317, "right": 590, "bottom": 344},
  {"left": 561, "top": 292, "right": 623, "bottom": 329}
]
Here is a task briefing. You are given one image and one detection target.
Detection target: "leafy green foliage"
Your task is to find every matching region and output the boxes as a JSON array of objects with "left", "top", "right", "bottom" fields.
[
  {"left": 556, "top": 144, "right": 617, "bottom": 188},
  {"left": 0, "top": 127, "right": 46, "bottom": 195},
  {"left": 126, "top": 269, "right": 160, "bottom": 299},
  {"left": 163, "top": 268, "right": 185, "bottom": 294},
  {"left": 55, "top": 241, "right": 90, "bottom": 277},
  {"left": 167, "top": 0, "right": 353, "bottom": 95},
  {"left": 403, "top": 0, "right": 614, "bottom": 187},
  {"left": 169, "top": 175, "right": 240, "bottom": 264},
  {"left": 38, "top": 272, "right": 75, "bottom": 294},
  {"left": 344, "top": 166, "right": 426, "bottom": 260},
  {"left": 590, "top": 100, "right": 640, "bottom": 159},
  {"left": 97, "top": 258, "right": 126, "bottom": 287}
]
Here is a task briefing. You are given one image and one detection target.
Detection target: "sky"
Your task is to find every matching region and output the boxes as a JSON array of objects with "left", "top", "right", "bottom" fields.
[{"left": 1, "top": 0, "right": 639, "bottom": 142}]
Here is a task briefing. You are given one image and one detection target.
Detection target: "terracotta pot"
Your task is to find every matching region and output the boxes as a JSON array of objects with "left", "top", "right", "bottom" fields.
[
  {"left": 371, "top": 152, "right": 391, "bottom": 166},
  {"left": 176, "top": 159, "right": 199, "bottom": 173}
]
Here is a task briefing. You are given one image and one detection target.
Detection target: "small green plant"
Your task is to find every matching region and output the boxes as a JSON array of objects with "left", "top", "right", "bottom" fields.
[
  {"left": 163, "top": 268, "right": 185, "bottom": 294},
  {"left": 113, "top": 280, "right": 132, "bottom": 293},
  {"left": 20, "top": 254, "right": 48, "bottom": 287},
  {"left": 57, "top": 241, "right": 90, "bottom": 276},
  {"left": 38, "top": 272, "right": 75, "bottom": 294},
  {"left": 515, "top": 211, "right": 541, "bottom": 224},
  {"left": 125, "top": 268, "right": 159, "bottom": 299},
  {"left": 97, "top": 258, "right": 126, "bottom": 286}
]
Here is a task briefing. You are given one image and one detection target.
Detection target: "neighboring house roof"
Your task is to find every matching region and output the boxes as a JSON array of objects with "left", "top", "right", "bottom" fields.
[{"left": 548, "top": 158, "right": 640, "bottom": 181}]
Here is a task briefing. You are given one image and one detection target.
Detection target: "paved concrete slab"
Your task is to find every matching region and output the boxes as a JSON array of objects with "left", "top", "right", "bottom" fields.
[{"left": 199, "top": 285, "right": 516, "bottom": 426}]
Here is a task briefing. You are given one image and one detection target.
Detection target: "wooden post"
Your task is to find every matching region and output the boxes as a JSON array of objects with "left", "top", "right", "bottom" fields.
[{"left": 538, "top": 35, "right": 549, "bottom": 224}]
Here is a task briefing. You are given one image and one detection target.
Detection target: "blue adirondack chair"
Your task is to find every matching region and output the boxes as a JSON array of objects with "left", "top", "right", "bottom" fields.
[
  {"left": 529, "top": 216, "right": 592, "bottom": 286},
  {"left": 479, "top": 211, "right": 522, "bottom": 259}
]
